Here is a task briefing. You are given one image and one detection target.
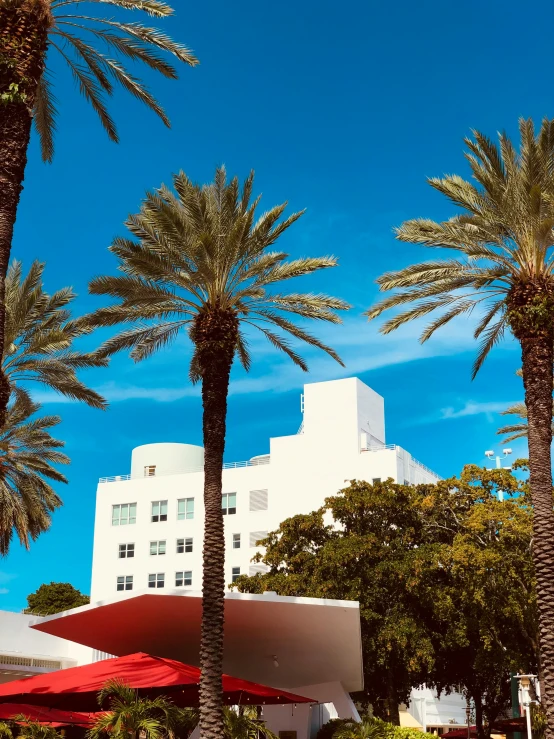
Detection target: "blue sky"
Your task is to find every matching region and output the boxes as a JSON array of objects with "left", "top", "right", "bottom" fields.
[{"left": 0, "top": 0, "right": 550, "bottom": 610}]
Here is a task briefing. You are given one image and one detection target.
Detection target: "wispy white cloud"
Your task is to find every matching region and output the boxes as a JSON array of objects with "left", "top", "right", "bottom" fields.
[
  {"left": 32, "top": 314, "right": 520, "bottom": 404},
  {"left": 0, "top": 572, "right": 16, "bottom": 586},
  {"left": 0, "top": 588, "right": 9, "bottom": 595},
  {"left": 439, "top": 400, "right": 518, "bottom": 421}
]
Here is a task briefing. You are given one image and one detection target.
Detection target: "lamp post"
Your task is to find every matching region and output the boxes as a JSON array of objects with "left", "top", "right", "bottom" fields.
[
  {"left": 484, "top": 448, "right": 512, "bottom": 501},
  {"left": 466, "top": 700, "right": 471, "bottom": 739},
  {"left": 515, "top": 674, "right": 537, "bottom": 739}
]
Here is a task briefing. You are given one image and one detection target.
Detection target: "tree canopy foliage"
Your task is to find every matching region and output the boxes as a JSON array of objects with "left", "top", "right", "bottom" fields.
[
  {"left": 25, "top": 582, "right": 89, "bottom": 615},
  {"left": 234, "top": 467, "right": 536, "bottom": 737}
]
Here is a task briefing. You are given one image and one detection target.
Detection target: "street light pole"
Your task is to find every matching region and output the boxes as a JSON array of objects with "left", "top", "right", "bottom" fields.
[
  {"left": 466, "top": 699, "right": 471, "bottom": 739},
  {"left": 484, "top": 448, "right": 513, "bottom": 501}
]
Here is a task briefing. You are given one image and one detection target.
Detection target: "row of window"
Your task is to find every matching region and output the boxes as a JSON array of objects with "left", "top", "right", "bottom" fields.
[
  {"left": 119, "top": 539, "right": 193, "bottom": 557},
  {"left": 116, "top": 568, "right": 241, "bottom": 592},
  {"left": 117, "top": 531, "right": 267, "bottom": 559},
  {"left": 111, "top": 490, "right": 268, "bottom": 527}
]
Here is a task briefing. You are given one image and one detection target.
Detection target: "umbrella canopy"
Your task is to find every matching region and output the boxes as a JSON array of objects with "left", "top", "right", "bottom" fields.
[
  {"left": 0, "top": 652, "right": 314, "bottom": 711},
  {"left": 0, "top": 703, "right": 98, "bottom": 727}
]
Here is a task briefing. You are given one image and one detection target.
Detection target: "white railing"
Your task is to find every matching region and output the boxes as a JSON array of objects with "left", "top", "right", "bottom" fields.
[
  {"left": 99, "top": 455, "right": 270, "bottom": 484},
  {"left": 361, "top": 444, "right": 440, "bottom": 480}
]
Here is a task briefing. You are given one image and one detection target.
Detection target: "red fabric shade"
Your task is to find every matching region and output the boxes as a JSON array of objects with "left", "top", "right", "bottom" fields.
[
  {"left": 0, "top": 703, "right": 98, "bottom": 727},
  {"left": 0, "top": 652, "right": 314, "bottom": 711}
]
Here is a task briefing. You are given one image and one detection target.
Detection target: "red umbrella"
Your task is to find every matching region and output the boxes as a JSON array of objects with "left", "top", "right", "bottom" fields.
[
  {"left": 0, "top": 652, "right": 314, "bottom": 711},
  {"left": 0, "top": 703, "right": 98, "bottom": 727}
]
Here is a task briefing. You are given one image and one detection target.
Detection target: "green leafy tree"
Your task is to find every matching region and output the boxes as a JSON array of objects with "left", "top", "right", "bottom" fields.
[
  {"left": 365, "top": 119, "right": 554, "bottom": 736},
  {"left": 0, "top": 395, "right": 68, "bottom": 554},
  {"left": 235, "top": 480, "right": 441, "bottom": 723},
  {"left": 0, "top": 0, "right": 198, "bottom": 428},
  {"left": 0, "top": 723, "right": 13, "bottom": 739},
  {"left": 25, "top": 581, "right": 90, "bottom": 615},
  {"left": 88, "top": 679, "right": 197, "bottom": 739},
  {"left": 4, "top": 259, "right": 107, "bottom": 409},
  {"left": 82, "top": 167, "right": 349, "bottom": 739},
  {"left": 234, "top": 470, "right": 537, "bottom": 736},
  {"left": 419, "top": 465, "right": 537, "bottom": 739}
]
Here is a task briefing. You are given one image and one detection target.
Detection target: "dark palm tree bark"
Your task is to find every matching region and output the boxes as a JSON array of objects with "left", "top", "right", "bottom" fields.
[
  {"left": 509, "top": 280, "right": 554, "bottom": 738},
  {"left": 521, "top": 332, "right": 554, "bottom": 737},
  {"left": 0, "top": 0, "right": 51, "bottom": 428},
  {"left": 194, "top": 308, "right": 238, "bottom": 739}
]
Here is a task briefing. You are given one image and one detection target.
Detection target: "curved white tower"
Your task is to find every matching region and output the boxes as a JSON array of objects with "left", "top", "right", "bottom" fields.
[{"left": 130, "top": 443, "right": 204, "bottom": 479}]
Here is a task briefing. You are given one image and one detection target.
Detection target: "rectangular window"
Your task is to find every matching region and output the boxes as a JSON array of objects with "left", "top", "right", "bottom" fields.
[
  {"left": 222, "top": 493, "right": 237, "bottom": 515},
  {"left": 177, "top": 537, "right": 193, "bottom": 554},
  {"left": 112, "top": 503, "right": 137, "bottom": 526},
  {"left": 150, "top": 540, "right": 166, "bottom": 556},
  {"left": 151, "top": 500, "right": 168, "bottom": 523},
  {"left": 232, "top": 533, "right": 241, "bottom": 549},
  {"left": 372, "top": 478, "right": 381, "bottom": 484},
  {"left": 117, "top": 575, "right": 133, "bottom": 591},
  {"left": 231, "top": 566, "right": 241, "bottom": 583},
  {"left": 148, "top": 573, "right": 165, "bottom": 589},
  {"left": 175, "top": 571, "right": 192, "bottom": 587},
  {"left": 144, "top": 465, "right": 156, "bottom": 477},
  {"left": 249, "top": 489, "right": 268, "bottom": 512},
  {"left": 177, "top": 498, "right": 194, "bottom": 521},
  {"left": 118, "top": 543, "right": 135, "bottom": 559},
  {"left": 249, "top": 531, "right": 267, "bottom": 548}
]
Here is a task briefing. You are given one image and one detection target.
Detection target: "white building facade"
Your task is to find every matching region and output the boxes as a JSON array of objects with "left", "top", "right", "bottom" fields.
[{"left": 90, "top": 377, "right": 440, "bottom": 601}]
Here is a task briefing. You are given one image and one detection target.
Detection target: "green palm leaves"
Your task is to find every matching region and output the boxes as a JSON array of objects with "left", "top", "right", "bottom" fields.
[
  {"left": 83, "top": 167, "right": 349, "bottom": 375},
  {"left": 0, "top": 395, "right": 68, "bottom": 555},
  {"left": 37, "top": 0, "right": 198, "bottom": 161},
  {"left": 366, "top": 118, "right": 554, "bottom": 377},
  {"left": 4, "top": 260, "right": 107, "bottom": 408},
  {"left": 88, "top": 680, "right": 197, "bottom": 739}
]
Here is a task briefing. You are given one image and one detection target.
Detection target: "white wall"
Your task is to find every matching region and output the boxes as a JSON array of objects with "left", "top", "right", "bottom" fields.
[
  {"left": 90, "top": 377, "right": 440, "bottom": 602},
  {"left": 0, "top": 610, "right": 92, "bottom": 680}
]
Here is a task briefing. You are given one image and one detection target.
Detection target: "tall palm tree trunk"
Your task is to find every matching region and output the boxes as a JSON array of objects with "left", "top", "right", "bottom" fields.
[
  {"left": 194, "top": 309, "right": 238, "bottom": 739},
  {"left": 0, "top": 0, "right": 51, "bottom": 428},
  {"left": 521, "top": 331, "right": 554, "bottom": 737}
]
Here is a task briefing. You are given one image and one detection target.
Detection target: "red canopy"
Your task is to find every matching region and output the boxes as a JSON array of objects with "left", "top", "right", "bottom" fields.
[
  {"left": 0, "top": 703, "right": 98, "bottom": 727},
  {"left": 0, "top": 652, "right": 314, "bottom": 711}
]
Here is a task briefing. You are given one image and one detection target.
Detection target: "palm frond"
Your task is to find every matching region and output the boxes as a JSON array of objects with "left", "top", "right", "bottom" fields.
[
  {"left": 3, "top": 260, "right": 107, "bottom": 410},
  {"left": 0, "top": 396, "right": 67, "bottom": 556},
  {"left": 33, "top": 72, "right": 57, "bottom": 163}
]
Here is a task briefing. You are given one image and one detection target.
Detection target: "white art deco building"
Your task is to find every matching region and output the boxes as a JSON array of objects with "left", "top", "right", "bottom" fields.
[
  {"left": 90, "top": 377, "right": 440, "bottom": 601},
  {"left": 0, "top": 376, "right": 467, "bottom": 735}
]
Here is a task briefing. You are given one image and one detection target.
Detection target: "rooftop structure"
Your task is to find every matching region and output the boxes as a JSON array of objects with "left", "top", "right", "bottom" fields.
[{"left": 90, "top": 377, "right": 440, "bottom": 601}]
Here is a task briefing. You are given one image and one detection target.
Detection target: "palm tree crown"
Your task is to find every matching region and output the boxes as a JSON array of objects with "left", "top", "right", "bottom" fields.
[
  {"left": 85, "top": 167, "right": 349, "bottom": 372},
  {"left": 29, "top": 0, "right": 198, "bottom": 162},
  {"left": 88, "top": 680, "right": 197, "bottom": 739},
  {"left": 0, "top": 395, "right": 68, "bottom": 555},
  {"left": 366, "top": 118, "right": 554, "bottom": 376},
  {"left": 4, "top": 260, "right": 107, "bottom": 409}
]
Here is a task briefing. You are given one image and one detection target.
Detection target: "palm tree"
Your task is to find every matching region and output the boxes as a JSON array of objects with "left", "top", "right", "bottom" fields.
[
  {"left": 4, "top": 259, "right": 107, "bottom": 412},
  {"left": 88, "top": 679, "right": 197, "bottom": 739},
  {"left": 365, "top": 118, "right": 554, "bottom": 737},
  {"left": 0, "top": 0, "right": 198, "bottom": 425},
  {"left": 222, "top": 708, "right": 278, "bottom": 739},
  {"left": 0, "top": 393, "right": 68, "bottom": 554},
  {"left": 13, "top": 717, "right": 61, "bottom": 739},
  {"left": 82, "top": 166, "right": 349, "bottom": 739},
  {"left": 332, "top": 718, "right": 390, "bottom": 739}
]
